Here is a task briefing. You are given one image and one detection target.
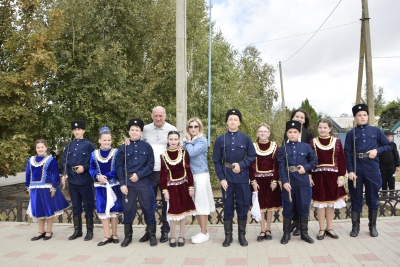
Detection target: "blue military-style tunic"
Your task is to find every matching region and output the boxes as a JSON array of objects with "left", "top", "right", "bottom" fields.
[
  {"left": 116, "top": 139, "right": 156, "bottom": 224},
  {"left": 344, "top": 124, "right": 392, "bottom": 211},
  {"left": 62, "top": 138, "right": 96, "bottom": 185},
  {"left": 277, "top": 141, "right": 318, "bottom": 218},
  {"left": 62, "top": 138, "right": 96, "bottom": 217},
  {"left": 213, "top": 131, "right": 256, "bottom": 221}
]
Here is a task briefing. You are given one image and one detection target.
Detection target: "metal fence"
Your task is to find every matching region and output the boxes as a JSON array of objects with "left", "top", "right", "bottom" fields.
[{"left": 1, "top": 190, "right": 399, "bottom": 224}]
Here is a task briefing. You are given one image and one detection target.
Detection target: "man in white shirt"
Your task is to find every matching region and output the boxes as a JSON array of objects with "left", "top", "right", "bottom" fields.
[{"left": 139, "top": 106, "right": 178, "bottom": 243}]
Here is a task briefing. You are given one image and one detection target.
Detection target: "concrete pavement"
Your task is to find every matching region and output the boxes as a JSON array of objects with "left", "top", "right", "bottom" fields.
[{"left": 1, "top": 216, "right": 400, "bottom": 266}]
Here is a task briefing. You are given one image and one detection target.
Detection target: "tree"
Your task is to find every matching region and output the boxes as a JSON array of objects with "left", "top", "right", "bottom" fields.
[
  {"left": 297, "top": 99, "right": 322, "bottom": 137},
  {"left": 0, "top": 0, "right": 60, "bottom": 177},
  {"left": 378, "top": 99, "right": 400, "bottom": 129},
  {"left": 361, "top": 85, "right": 386, "bottom": 116}
]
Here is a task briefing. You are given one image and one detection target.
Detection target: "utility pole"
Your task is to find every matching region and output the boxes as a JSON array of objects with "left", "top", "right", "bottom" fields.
[
  {"left": 362, "top": 0, "right": 374, "bottom": 125},
  {"left": 279, "top": 61, "right": 285, "bottom": 109},
  {"left": 176, "top": 0, "right": 187, "bottom": 133},
  {"left": 355, "top": 21, "right": 365, "bottom": 105}
]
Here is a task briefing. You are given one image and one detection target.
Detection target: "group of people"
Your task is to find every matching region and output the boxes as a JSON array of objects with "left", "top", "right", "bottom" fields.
[{"left": 25, "top": 104, "right": 395, "bottom": 248}]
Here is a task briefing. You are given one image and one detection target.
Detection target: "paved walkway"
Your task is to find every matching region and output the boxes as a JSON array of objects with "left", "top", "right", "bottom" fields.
[{"left": 1, "top": 217, "right": 400, "bottom": 267}]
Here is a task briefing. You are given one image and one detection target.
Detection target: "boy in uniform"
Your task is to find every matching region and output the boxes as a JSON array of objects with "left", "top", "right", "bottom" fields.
[
  {"left": 278, "top": 120, "right": 318, "bottom": 244},
  {"left": 344, "top": 104, "right": 391, "bottom": 237},
  {"left": 116, "top": 119, "right": 157, "bottom": 247},
  {"left": 213, "top": 109, "right": 256, "bottom": 247},
  {"left": 62, "top": 120, "right": 96, "bottom": 241}
]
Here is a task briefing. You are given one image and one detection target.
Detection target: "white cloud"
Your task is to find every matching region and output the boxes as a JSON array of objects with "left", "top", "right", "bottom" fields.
[{"left": 211, "top": 0, "right": 400, "bottom": 117}]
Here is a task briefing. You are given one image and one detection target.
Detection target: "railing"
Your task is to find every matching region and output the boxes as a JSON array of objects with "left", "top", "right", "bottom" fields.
[{"left": 1, "top": 190, "right": 399, "bottom": 224}]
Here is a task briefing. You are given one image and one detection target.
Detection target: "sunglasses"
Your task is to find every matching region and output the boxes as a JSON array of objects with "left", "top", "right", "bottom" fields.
[{"left": 188, "top": 125, "right": 199, "bottom": 129}]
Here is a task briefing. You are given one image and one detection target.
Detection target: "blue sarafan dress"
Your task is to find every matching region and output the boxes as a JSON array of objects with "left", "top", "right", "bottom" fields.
[
  {"left": 26, "top": 155, "right": 69, "bottom": 221},
  {"left": 89, "top": 148, "right": 123, "bottom": 219}
]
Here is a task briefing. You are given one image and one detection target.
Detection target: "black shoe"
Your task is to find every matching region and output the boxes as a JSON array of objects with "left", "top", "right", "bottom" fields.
[
  {"left": 31, "top": 232, "right": 46, "bottom": 241},
  {"left": 316, "top": 230, "right": 325, "bottom": 240},
  {"left": 84, "top": 217, "right": 94, "bottom": 241},
  {"left": 139, "top": 232, "right": 149, "bottom": 243},
  {"left": 43, "top": 232, "right": 53, "bottom": 241},
  {"left": 257, "top": 232, "right": 266, "bottom": 242},
  {"left": 281, "top": 218, "right": 291, "bottom": 245},
  {"left": 121, "top": 224, "right": 133, "bottom": 248},
  {"left": 178, "top": 237, "right": 185, "bottom": 247},
  {"left": 97, "top": 237, "right": 112, "bottom": 246},
  {"left": 291, "top": 220, "right": 300, "bottom": 236},
  {"left": 169, "top": 237, "right": 176, "bottom": 248},
  {"left": 265, "top": 230, "right": 272, "bottom": 241},
  {"left": 222, "top": 220, "right": 233, "bottom": 247},
  {"left": 69, "top": 216, "right": 83, "bottom": 240},
  {"left": 368, "top": 210, "right": 378, "bottom": 237},
  {"left": 350, "top": 212, "right": 360, "bottom": 237},
  {"left": 112, "top": 235, "right": 119, "bottom": 244},
  {"left": 160, "top": 232, "right": 168, "bottom": 243},
  {"left": 238, "top": 220, "right": 248, "bottom": 247},
  {"left": 299, "top": 216, "right": 314, "bottom": 244},
  {"left": 325, "top": 229, "right": 338, "bottom": 239}
]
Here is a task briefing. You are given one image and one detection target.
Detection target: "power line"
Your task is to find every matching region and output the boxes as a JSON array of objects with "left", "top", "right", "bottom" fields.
[
  {"left": 290, "top": 62, "right": 358, "bottom": 96},
  {"left": 283, "top": 0, "right": 343, "bottom": 63},
  {"left": 372, "top": 56, "right": 400, "bottom": 59},
  {"left": 234, "top": 21, "right": 358, "bottom": 48}
]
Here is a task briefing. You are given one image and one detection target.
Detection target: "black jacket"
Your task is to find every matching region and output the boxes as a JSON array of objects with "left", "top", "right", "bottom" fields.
[{"left": 379, "top": 142, "right": 400, "bottom": 167}]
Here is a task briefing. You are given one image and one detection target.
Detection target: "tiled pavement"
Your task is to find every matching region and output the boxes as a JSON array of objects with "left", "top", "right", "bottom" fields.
[{"left": 1, "top": 217, "right": 400, "bottom": 266}]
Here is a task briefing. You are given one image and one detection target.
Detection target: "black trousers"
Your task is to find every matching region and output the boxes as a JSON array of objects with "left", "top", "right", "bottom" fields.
[
  {"left": 380, "top": 165, "right": 396, "bottom": 191},
  {"left": 69, "top": 182, "right": 95, "bottom": 218}
]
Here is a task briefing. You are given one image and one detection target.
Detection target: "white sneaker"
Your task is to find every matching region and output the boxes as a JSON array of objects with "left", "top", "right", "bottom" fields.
[
  {"left": 191, "top": 232, "right": 202, "bottom": 240},
  {"left": 191, "top": 232, "right": 210, "bottom": 244}
]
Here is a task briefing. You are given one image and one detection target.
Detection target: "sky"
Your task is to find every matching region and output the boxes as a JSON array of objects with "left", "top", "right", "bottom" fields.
[{"left": 208, "top": 0, "right": 400, "bottom": 117}]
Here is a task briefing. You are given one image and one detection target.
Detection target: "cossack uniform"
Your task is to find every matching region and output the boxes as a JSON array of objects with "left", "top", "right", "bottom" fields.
[
  {"left": 278, "top": 120, "right": 318, "bottom": 244},
  {"left": 62, "top": 120, "right": 96, "bottom": 241},
  {"left": 116, "top": 119, "right": 157, "bottom": 247},
  {"left": 344, "top": 104, "right": 391, "bottom": 237}
]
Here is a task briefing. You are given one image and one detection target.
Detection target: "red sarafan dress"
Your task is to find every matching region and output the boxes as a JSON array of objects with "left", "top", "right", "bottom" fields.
[
  {"left": 309, "top": 136, "right": 348, "bottom": 208},
  {"left": 160, "top": 148, "right": 196, "bottom": 221},
  {"left": 250, "top": 141, "right": 282, "bottom": 211}
]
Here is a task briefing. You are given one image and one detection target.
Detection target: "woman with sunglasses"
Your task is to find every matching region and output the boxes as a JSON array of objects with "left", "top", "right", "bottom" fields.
[{"left": 183, "top": 117, "right": 215, "bottom": 244}]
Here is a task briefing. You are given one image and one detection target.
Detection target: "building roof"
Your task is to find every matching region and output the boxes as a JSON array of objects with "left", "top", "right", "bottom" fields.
[{"left": 331, "top": 117, "right": 354, "bottom": 132}]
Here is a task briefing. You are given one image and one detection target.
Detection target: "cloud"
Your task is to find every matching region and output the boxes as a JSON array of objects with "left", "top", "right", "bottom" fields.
[{"left": 211, "top": 0, "right": 400, "bottom": 117}]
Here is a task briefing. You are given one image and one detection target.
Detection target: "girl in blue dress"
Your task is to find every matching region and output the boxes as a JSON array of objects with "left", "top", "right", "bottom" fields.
[
  {"left": 89, "top": 126, "right": 123, "bottom": 246},
  {"left": 26, "top": 139, "right": 69, "bottom": 241}
]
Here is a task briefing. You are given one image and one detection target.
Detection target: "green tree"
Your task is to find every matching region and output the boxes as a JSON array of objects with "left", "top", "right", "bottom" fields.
[
  {"left": 378, "top": 99, "right": 400, "bottom": 129},
  {"left": 0, "top": 0, "right": 60, "bottom": 177},
  {"left": 361, "top": 85, "right": 386, "bottom": 116},
  {"left": 297, "top": 98, "right": 322, "bottom": 136}
]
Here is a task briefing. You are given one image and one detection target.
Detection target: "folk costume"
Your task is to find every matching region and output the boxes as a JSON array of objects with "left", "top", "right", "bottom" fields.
[
  {"left": 160, "top": 148, "right": 196, "bottom": 221},
  {"left": 309, "top": 136, "right": 347, "bottom": 208},
  {"left": 116, "top": 119, "right": 157, "bottom": 247},
  {"left": 213, "top": 109, "right": 257, "bottom": 247},
  {"left": 250, "top": 141, "right": 282, "bottom": 212},
  {"left": 89, "top": 147, "right": 123, "bottom": 219},
  {"left": 62, "top": 120, "right": 96, "bottom": 241},
  {"left": 278, "top": 120, "right": 318, "bottom": 244},
  {"left": 344, "top": 104, "right": 392, "bottom": 237},
  {"left": 26, "top": 155, "right": 69, "bottom": 221}
]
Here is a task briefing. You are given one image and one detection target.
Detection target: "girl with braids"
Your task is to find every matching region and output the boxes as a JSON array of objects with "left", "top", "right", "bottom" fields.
[
  {"left": 309, "top": 118, "right": 347, "bottom": 240},
  {"left": 160, "top": 131, "right": 196, "bottom": 247},
  {"left": 26, "top": 139, "right": 69, "bottom": 241},
  {"left": 89, "top": 126, "right": 123, "bottom": 246},
  {"left": 250, "top": 124, "right": 282, "bottom": 241}
]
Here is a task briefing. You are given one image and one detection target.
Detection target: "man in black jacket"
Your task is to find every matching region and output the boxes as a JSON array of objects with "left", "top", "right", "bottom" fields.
[{"left": 379, "top": 130, "right": 400, "bottom": 196}]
